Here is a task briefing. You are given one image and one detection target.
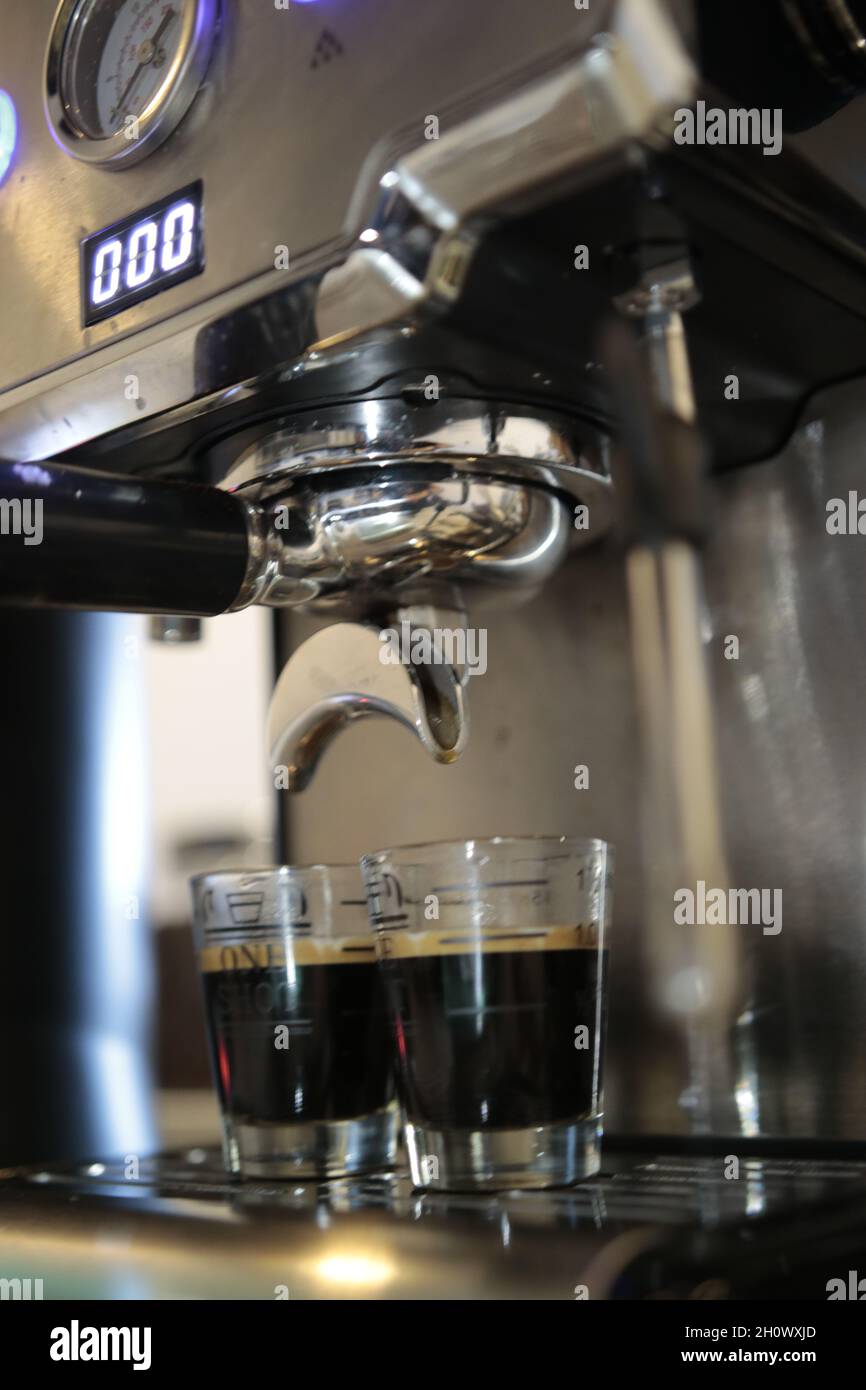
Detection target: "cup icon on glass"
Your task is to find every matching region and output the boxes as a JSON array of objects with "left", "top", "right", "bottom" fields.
[
  {"left": 361, "top": 836, "right": 613, "bottom": 1190},
  {"left": 191, "top": 865, "right": 398, "bottom": 1179}
]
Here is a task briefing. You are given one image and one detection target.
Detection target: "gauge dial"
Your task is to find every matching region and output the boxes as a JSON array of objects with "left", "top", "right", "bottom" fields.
[
  {"left": 74, "top": 1, "right": 187, "bottom": 140},
  {"left": 45, "top": 0, "right": 220, "bottom": 167}
]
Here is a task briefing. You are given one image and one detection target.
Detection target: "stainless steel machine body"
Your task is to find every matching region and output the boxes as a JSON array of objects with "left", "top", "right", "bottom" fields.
[{"left": 4, "top": 0, "right": 866, "bottom": 1178}]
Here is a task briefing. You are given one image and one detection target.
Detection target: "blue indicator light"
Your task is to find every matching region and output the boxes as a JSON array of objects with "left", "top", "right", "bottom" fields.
[{"left": 0, "top": 90, "right": 17, "bottom": 187}]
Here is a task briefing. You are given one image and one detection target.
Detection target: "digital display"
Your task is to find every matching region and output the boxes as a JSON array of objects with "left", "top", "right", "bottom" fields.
[{"left": 81, "top": 182, "right": 204, "bottom": 325}]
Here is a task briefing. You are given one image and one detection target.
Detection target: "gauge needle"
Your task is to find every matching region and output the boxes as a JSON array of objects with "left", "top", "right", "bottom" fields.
[{"left": 109, "top": 8, "right": 176, "bottom": 128}]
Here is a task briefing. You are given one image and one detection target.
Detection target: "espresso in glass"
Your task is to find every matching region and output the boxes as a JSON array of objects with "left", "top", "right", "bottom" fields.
[
  {"left": 192, "top": 866, "right": 398, "bottom": 1179},
  {"left": 202, "top": 940, "right": 394, "bottom": 1123},
  {"left": 381, "top": 926, "right": 606, "bottom": 1130},
  {"left": 362, "top": 837, "right": 613, "bottom": 1191}
]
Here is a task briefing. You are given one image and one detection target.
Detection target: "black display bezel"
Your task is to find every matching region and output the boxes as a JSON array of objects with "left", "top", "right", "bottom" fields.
[{"left": 80, "top": 181, "right": 205, "bottom": 327}]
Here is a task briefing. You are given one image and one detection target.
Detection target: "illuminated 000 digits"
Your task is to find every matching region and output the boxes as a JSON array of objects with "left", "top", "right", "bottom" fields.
[{"left": 91, "top": 203, "right": 197, "bottom": 308}]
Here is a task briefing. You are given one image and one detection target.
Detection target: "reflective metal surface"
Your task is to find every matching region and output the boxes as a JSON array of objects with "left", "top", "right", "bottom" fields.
[
  {"left": 149, "top": 615, "right": 202, "bottom": 643},
  {"left": 2, "top": 1148, "right": 865, "bottom": 1298},
  {"left": 44, "top": 0, "right": 221, "bottom": 166},
  {"left": 221, "top": 402, "right": 608, "bottom": 638},
  {"left": 611, "top": 267, "right": 740, "bottom": 1137},
  {"left": 236, "top": 467, "right": 578, "bottom": 614},
  {"left": 220, "top": 399, "right": 611, "bottom": 515},
  {"left": 313, "top": 0, "right": 694, "bottom": 344},
  {"left": 0, "top": 612, "right": 156, "bottom": 1167}
]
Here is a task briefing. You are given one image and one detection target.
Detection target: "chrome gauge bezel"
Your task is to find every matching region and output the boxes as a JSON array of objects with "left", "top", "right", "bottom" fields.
[{"left": 45, "top": 0, "right": 220, "bottom": 168}]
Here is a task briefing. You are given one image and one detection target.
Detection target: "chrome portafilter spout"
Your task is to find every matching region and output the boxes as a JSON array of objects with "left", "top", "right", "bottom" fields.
[
  {"left": 221, "top": 399, "right": 613, "bottom": 784},
  {"left": 249, "top": 461, "right": 569, "bottom": 786},
  {"left": 266, "top": 607, "right": 471, "bottom": 792}
]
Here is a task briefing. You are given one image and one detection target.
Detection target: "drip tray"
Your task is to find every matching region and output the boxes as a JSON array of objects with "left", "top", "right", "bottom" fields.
[{"left": 2, "top": 1150, "right": 866, "bottom": 1298}]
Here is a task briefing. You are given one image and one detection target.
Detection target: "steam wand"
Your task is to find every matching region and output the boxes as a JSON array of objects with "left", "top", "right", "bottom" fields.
[{"left": 603, "top": 261, "right": 741, "bottom": 1137}]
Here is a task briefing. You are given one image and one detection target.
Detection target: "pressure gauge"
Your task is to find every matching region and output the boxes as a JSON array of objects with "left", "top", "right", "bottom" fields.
[{"left": 45, "top": 0, "right": 220, "bottom": 167}]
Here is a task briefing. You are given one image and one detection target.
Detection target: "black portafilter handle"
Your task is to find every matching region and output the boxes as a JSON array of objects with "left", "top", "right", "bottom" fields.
[{"left": 0, "top": 458, "right": 252, "bottom": 615}]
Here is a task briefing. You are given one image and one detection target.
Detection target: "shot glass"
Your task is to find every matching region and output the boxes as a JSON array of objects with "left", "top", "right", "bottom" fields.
[
  {"left": 361, "top": 836, "right": 613, "bottom": 1190},
  {"left": 191, "top": 865, "right": 399, "bottom": 1179}
]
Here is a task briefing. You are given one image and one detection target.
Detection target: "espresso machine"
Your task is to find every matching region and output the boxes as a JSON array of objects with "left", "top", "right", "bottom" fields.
[{"left": 4, "top": 0, "right": 866, "bottom": 1300}]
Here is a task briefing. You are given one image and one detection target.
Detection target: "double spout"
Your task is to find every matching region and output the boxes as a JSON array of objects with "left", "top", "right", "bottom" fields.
[{"left": 267, "top": 612, "right": 470, "bottom": 792}]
